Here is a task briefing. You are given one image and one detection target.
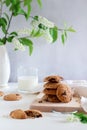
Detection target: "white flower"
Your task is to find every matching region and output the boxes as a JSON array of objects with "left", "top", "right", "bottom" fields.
[
  {"left": 31, "top": 16, "right": 54, "bottom": 28},
  {"left": 30, "top": 16, "right": 54, "bottom": 43},
  {"left": 16, "top": 16, "right": 54, "bottom": 44},
  {"left": 38, "top": 16, "right": 54, "bottom": 28},
  {"left": 12, "top": 38, "right": 25, "bottom": 51},
  {"left": 18, "top": 28, "right": 31, "bottom": 36},
  {"left": 66, "top": 114, "right": 80, "bottom": 122},
  {"left": 31, "top": 19, "right": 39, "bottom": 29},
  {"left": 43, "top": 29, "right": 53, "bottom": 43}
]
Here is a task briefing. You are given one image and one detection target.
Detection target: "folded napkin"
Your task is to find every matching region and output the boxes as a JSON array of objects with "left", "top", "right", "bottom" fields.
[{"left": 65, "top": 80, "right": 87, "bottom": 97}]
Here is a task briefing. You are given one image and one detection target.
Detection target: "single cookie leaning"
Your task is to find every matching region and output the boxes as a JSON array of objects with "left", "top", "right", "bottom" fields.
[
  {"left": 0, "top": 91, "right": 4, "bottom": 97},
  {"left": 56, "top": 83, "right": 72, "bottom": 103},
  {"left": 3, "top": 93, "right": 22, "bottom": 101},
  {"left": 44, "top": 75, "right": 63, "bottom": 83},
  {"left": 10, "top": 109, "right": 27, "bottom": 119},
  {"left": 44, "top": 82, "right": 60, "bottom": 89},
  {"left": 24, "top": 109, "right": 42, "bottom": 118}
]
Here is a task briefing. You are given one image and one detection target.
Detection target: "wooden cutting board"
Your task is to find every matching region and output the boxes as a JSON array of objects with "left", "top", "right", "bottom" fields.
[{"left": 30, "top": 93, "right": 84, "bottom": 112}]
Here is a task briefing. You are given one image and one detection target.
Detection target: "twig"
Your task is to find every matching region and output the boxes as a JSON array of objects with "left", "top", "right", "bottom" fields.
[{"left": 4, "top": 13, "right": 13, "bottom": 44}]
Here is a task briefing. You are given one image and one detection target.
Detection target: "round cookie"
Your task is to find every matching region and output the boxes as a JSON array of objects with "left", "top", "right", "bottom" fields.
[
  {"left": 0, "top": 91, "right": 4, "bottom": 97},
  {"left": 44, "top": 75, "right": 63, "bottom": 83},
  {"left": 56, "top": 83, "right": 72, "bottom": 103},
  {"left": 43, "top": 88, "right": 56, "bottom": 95},
  {"left": 24, "top": 109, "right": 42, "bottom": 118},
  {"left": 42, "top": 95, "right": 60, "bottom": 103},
  {"left": 3, "top": 93, "right": 22, "bottom": 101},
  {"left": 10, "top": 109, "right": 27, "bottom": 119},
  {"left": 44, "top": 82, "right": 60, "bottom": 89}
]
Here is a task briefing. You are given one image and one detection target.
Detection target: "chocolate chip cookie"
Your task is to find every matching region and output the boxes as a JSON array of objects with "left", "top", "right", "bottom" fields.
[
  {"left": 3, "top": 93, "right": 22, "bottom": 101},
  {"left": 10, "top": 109, "right": 28, "bottom": 119},
  {"left": 56, "top": 83, "right": 72, "bottom": 103},
  {"left": 44, "top": 75, "right": 63, "bottom": 83},
  {"left": 42, "top": 94, "right": 60, "bottom": 103},
  {"left": 44, "top": 82, "right": 60, "bottom": 89},
  {"left": 24, "top": 109, "right": 42, "bottom": 118},
  {"left": 43, "top": 88, "right": 56, "bottom": 95}
]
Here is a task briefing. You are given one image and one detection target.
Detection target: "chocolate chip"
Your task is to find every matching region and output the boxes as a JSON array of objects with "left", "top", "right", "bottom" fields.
[
  {"left": 61, "top": 91, "right": 66, "bottom": 96},
  {"left": 38, "top": 100, "right": 42, "bottom": 103},
  {"left": 36, "top": 115, "right": 42, "bottom": 118},
  {"left": 49, "top": 78, "right": 58, "bottom": 83}
]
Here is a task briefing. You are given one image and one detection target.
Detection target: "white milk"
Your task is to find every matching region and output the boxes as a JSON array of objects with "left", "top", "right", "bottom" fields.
[{"left": 18, "top": 76, "right": 38, "bottom": 91}]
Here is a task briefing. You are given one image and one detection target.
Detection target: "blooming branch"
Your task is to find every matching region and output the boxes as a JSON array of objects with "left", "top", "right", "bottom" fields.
[{"left": 0, "top": 0, "right": 75, "bottom": 55}]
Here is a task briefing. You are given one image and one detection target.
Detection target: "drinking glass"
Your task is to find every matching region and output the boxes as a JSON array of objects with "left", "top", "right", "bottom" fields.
[{"left": 17, "top": 66, "right": 38, "bottom": 91}]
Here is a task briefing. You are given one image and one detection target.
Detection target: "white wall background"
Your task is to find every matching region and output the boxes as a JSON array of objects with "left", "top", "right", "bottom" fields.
[{"left": 5, "top": 0, "right": 87, "bottom": 82}]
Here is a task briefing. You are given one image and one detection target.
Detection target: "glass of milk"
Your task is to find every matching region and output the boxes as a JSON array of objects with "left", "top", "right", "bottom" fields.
[{"left": 17, "top": 66, "right": 38, "bottom": 91}]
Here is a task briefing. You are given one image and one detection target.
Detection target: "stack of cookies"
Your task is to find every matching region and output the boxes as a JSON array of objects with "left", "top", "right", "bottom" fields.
[
  {"left": 42, "top": 75, "right": 63, "bottom": 103},
  {"left": 42, "top": 75, "right": 72, "bottom": 103}
]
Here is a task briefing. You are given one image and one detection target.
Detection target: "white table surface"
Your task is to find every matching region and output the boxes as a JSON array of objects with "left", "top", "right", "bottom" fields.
[{"left": 0, "top": 83, "right": 87, "bottom": 130}]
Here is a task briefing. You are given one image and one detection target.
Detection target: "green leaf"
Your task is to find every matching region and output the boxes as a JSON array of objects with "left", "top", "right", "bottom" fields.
[
  {"left": 0, "top": 39, "right": 4, "bottom": 45},
  {"left": 19, "top": 38, "right": 33, "bottom": 55},
  {"left": 0, "top": 17, "right": 7, "bottom": 34},
  {"left": 2, "top": 26, "right": 7, "bottom": 34},
  {"left": 24, "top": 0, "right": 32, "bottom": 19},
  {"left": 26, "top": 4, "right": 31, "bottom": 19},
  {"left": 17, "top": 8, "right": 27, "bottom": 18},
  {"left": 9, "top": 1, "right": 28, "bottom": 18},
  {"left": 10, "top": 0, "right": 20, "bottom": 5},
  {"left": 3, "top": 13, "right": 9, "bottom": 22},
  {"left": 10, "top": 1, "right": 21, "bottom": 16},
  {"left": 33, "top": 16, "right": 39, "bottom": 21},
  {"left": 64, "top": 31, "right": 67, "bottom": 39},
  {"left": 0, "top": 17, "right": 7, "bottom": 26},
  {"left": 1, "top": 37, "right": 6, "bottom": 44},
  {"left": 49, "top": 26, "right": 58, "bottom": 43},
  {"left": 61, "top": 34, "right": 65, "bottom": 44},
  {"left": 74, "top": 113, "right": 87, "bottom": 124},
  {"left": 68, "top": 26, "right": 76, "bottom": 32},
  {"left": 37, "top": 0, "right": 42, "bottom": 8},
  {"left": 5, "top": 0, "right": 11, "bottom": 6},
  {"left": 30, "top": 29, "right": 42, "bottom": 37},
  {"left": 34, "top": 29, "right": 43, "bottom": 37},
  {"left": 10, "top": 32, "right": 18, "bottom": 36},
  {"left": 7, "top": 36, "right": 15, "bottom": 42},
  {"left": 24, "top": 0, "right": 32, "bottom": 6}
]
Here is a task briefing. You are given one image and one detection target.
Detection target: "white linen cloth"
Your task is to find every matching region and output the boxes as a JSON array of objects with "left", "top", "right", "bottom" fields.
[{"left": 81, "top": 96, "right": 87, "bottom": 112}]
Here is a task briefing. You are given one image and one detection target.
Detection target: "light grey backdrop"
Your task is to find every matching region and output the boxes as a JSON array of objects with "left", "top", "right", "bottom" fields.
[{"left": 6, "top": 0, "right": 87, "bottom": 82}]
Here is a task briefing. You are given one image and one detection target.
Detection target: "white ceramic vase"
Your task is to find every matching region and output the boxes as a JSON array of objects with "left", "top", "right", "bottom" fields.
[{"left": 0, "top": 45, "right": 10, "bottom": 88}]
